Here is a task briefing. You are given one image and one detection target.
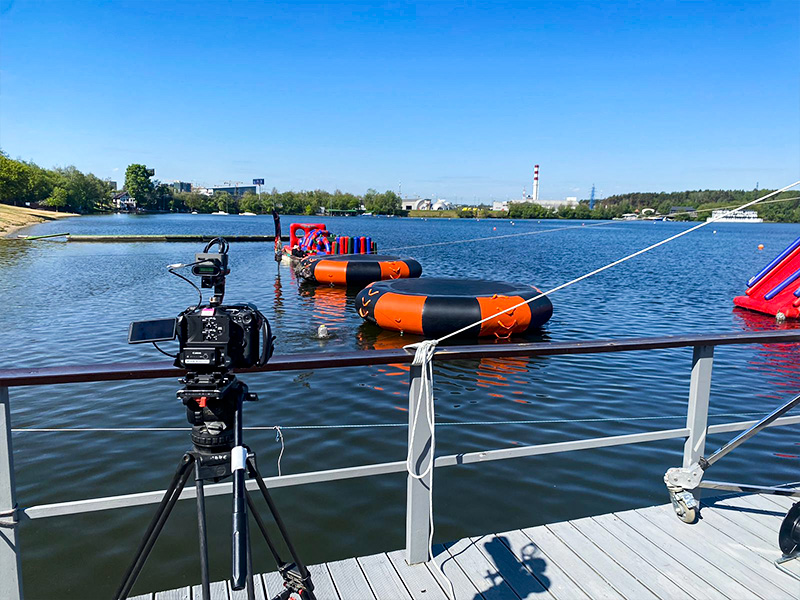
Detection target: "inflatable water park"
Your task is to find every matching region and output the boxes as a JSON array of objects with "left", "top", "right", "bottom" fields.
[
  {"left": 735, "top": 236, "right": 800, "bottom": 320},
  {"left": 273, "top": 214, "right": 553, "bottom": 338}
]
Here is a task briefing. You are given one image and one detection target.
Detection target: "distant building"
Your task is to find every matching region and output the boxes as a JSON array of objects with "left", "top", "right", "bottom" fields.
[
  {"left": 492, "top": 201, "right": 509, "bottom": 211},
  {"left": 212, "top": 185, "right": 257, "bottom": 197},
  {"left": 431, "top": 199, "right": 452, "bottom": 210},
  {"left": 194, "top": 187, "right": 214, "bottom": 197},
  {"left": 169, "top": 181, "right": 192, "bottom": 193},
  {"left": 670, "top": 206, "right": 697, "bottom": 217},
  {"left": 112, "top": 191, "right": 135, "bottom": 211},
  {"left": 403, "top": 198, "right": 431, "bottom": 211}
]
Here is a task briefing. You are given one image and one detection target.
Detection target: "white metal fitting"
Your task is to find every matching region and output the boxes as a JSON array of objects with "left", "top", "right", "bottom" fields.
[{"left": 664, "top": 464, "right": 704, "bottom": 490}]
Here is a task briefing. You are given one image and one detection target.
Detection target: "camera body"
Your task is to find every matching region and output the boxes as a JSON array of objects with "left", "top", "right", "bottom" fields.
[{"left": 176, "top": 303, "right": 271, "bottom": 371}]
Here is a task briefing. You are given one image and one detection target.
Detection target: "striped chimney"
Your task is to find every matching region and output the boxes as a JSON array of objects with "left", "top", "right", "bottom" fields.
[{"left": 533, "top": 165, "right": 540, "bottom": 202}]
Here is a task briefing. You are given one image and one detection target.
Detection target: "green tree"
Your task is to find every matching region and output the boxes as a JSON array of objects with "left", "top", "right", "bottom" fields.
[
  {"left": 44, "top": 187, "right": 68, "bottom": 211},
  {"left": 124, "top": 164, "right": 155, "bottom": 208}
]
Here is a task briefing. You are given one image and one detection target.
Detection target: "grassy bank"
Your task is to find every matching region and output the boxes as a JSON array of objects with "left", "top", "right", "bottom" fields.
[{"left": 0, "top": 204, "right": 77, "bottom": 237}]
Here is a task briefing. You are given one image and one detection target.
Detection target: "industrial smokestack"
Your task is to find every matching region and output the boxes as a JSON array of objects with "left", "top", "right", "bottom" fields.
[{"left": 533, "top": 165, "right": 539, "bottom": 202}]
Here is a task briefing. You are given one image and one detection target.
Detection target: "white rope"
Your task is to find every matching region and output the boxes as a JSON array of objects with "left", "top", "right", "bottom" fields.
[
  {"left": 382, "top": 220, "right": 613, "bottom": 252},
  {"left": 403, "top": 340, "right": 455, "bottom": 600},
  {"left": 435, "top": 180, "right": 800, "bottom": 344}
]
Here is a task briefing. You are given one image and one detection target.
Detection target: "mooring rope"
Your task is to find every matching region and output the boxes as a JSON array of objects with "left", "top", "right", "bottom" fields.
[{"left": 433, "top": 181, "right": 800, "bottom": 344}]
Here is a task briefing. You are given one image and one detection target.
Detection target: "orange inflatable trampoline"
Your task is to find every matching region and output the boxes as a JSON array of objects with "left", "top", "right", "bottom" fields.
[
  {"left": 297, "top": 254, "right": 422, "bottom": 287},
  {"left": 356, "top": 278, "right": 553, "bottom": 338}
]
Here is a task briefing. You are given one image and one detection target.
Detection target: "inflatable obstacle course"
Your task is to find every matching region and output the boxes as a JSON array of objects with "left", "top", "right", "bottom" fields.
[
  {"left": 356, "top": 278, "right": 553, "bottom": 338},
  {"left": 297, "top": 254, "right": 422, "bottom": 288},
  {"left": 285, "top": 222, "right": 377, "bottom": 257},
  {"left": 734, "top": 236, "right": 800, "bottom": 318}
]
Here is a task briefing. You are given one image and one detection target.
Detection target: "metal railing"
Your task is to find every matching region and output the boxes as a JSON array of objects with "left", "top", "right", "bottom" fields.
[{"left": 3, "top": 330, "right": 800, "bottom": 599}]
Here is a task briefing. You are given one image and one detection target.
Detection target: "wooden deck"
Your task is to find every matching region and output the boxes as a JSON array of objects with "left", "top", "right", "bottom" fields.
[{"left": 131, "top": 493, "right": 800, "bottom": 599}]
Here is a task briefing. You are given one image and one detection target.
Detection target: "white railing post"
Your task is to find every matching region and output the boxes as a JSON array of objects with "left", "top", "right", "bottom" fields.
[
  {"left": 405, "top": 363, "right": 432, "bottom": 564},
  {"left": 0, "top": 386, "right": 23, "bottom": 600},
  {"left": 683, "top": 345, "right": 714, "bottom": 497}
]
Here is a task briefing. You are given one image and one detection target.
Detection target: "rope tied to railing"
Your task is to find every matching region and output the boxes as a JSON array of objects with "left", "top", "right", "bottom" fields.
[
  {"left": 403, "top": 339, "right": 455, "bottom": 599},
  {"left": 0, "top": 504, "right": 19, "bottom": 529}
]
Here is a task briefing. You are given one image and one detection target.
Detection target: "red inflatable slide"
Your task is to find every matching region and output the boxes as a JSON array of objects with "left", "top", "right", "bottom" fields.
[{"left": 734, "top": 236, "right": 800, "bottom": 318}]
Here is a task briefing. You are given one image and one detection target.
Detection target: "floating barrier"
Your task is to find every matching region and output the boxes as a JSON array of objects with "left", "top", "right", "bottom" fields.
[
  {"left": 355, "top": 278, "right": 553, "bottom": 338},
  {"left": 735, "top": 236, "right": 800, "bottom": 318},
  {"left": 297, "top": 254, "right": 422, "bottom": 287}
]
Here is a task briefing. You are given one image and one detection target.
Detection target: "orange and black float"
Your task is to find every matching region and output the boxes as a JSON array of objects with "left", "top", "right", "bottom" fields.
[
  {"left": 355, "top": 278, "right": 553, "bottom": 338},
  {"left": 297, "top": 254, "right": 422, "bottom": 288}
]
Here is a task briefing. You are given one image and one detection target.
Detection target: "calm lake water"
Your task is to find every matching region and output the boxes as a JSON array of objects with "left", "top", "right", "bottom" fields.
[{"left": 3, "top": 213, "right": 800, "bottom": 598}]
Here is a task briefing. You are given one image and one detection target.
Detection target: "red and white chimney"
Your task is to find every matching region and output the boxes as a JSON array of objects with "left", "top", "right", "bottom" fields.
[{"left": 533, "top": 165, "right": 540, "bottom": 202}]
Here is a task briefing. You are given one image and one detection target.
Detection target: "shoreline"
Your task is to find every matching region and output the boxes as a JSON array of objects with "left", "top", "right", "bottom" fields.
[{"left": 0, "top": 204, "right": 78, "bottom": 238}]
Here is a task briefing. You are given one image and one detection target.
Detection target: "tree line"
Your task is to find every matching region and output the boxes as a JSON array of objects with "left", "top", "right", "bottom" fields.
[
  {"left": 0, "top": 150, "right": 114, "bottom": 213},
  {"left": 3, "top": 152, "right": 797, "bottom": 220}
]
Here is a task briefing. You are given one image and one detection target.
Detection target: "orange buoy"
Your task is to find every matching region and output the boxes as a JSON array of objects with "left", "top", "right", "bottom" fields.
[
  {"left": 758, "top": 244, "right": 765, "bottom": 250},
  {"left": 356, "top": 278, "right": 553, "bottom": 338},
  {"left": 297, "top": 254, "right": 422, "bottom": 288}
]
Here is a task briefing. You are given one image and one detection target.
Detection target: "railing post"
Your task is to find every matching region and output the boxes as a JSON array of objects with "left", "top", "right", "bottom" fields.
[
  {"left": 683, "top": 345, "right": 714, "bottom": 497},
  {"left": 0, "top": 386, "right": 23, "bottom": 600},
  {"left": 405, "top": 363, "right": 432, "bottom": 565}
]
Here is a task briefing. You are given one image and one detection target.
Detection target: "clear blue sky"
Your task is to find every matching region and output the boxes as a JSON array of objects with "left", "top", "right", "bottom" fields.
[{"left": 1, "top": 0, "right": 798, "bottom": 202}]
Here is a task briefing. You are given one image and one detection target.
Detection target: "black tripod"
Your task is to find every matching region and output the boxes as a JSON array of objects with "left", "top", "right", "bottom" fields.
[{"left": 114, "top": 376, "right": 315, "bottom": 600}]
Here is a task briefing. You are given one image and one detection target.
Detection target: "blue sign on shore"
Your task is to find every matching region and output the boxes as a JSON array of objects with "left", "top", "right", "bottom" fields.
[{"left": 253, "top": 178, "right": 265, "bottom": 185}]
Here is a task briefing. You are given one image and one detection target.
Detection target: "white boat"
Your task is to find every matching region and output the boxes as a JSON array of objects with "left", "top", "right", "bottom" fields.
[
  {"left": 707, "top": 209, "right": 763, "bottom": 223},
  {"left": 212, "top": 211, "right": 229, "bottom": 215},
  {"left": 191, "top": 211, "right": 198, "bottom": 215},
  {"left": 239, "top": 212, "right": 257, "bottom": 216}
]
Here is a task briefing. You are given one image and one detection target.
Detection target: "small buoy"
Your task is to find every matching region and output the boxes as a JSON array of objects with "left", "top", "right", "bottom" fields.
[
  {"left": 713, "top": 230, "right": 717, "bottom": 234},
  {"left": 776, "top": 312, "right": 786, "bottom": 322},
  {"left": 316, "top": 324, "right": 330, "bottom": 339},
  {"left": 493, "top": 227, "right": 496, "bottom": 231},
  {"left": 758, "top": 244, "right": 764, "bottom": 250}
]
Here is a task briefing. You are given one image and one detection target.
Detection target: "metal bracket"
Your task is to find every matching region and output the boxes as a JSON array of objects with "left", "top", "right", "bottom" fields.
[
  {"left": 0, "top": 505, "right": 18, "bottom": 529},
  {"left": 664, "top": 463, "right": 704, "bottom": 491},
  {"left": 775, "top": 553, "right": 800, "bottom": 582}
]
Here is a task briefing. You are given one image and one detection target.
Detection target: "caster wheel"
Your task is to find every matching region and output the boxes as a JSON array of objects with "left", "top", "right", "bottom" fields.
[{"left": 670, "top": 490, "right": 698, "bottom": 523}]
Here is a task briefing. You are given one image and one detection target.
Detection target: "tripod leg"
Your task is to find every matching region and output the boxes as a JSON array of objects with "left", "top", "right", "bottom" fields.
[
  {"left": 246, "top": 457, "right": 315, "bottom": 600},
  {"left": 115, "top": 454, "right": 195, "bottom": 600},
  {"left": 195, "top": 460, "right": 211, "bottom": 600},
  {"left": 246, "top": 491, "right": 285, "bottom": 565},
  {"left": 246, "top": 457, "right": 309, "bottom": 578}
]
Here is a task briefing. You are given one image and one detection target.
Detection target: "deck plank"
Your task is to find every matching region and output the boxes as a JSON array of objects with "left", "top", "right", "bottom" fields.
[
  {"left": 574, "top": 515, "right": 692, "bottom": 600},
  {"left": 307, "top": 563, "right": 340, "bottom": 600},
  {"left": 443, "top": 536, "right": 516, "bottom": 599},
  {"left": 637, "top": 504, "right": 795, "bottom": 599},
  {"left": 191, "top": 581, "right": 228, "bottom": 600},
  {"left": 430, "top": 542, "right": 481, "bottom": 599},
  {"left": 261, "top": 571, "right": 286, "bottom": 598},
  {"left": 326, "top": 557, "right": 377, "bottom": 600},
  {"left": 620, "top": 509, "right": 739, "bottom": 600},
  {"left": 227, "top": 576, "right": 267, "bottom": 600},
  {"left": 129, "top": 594, "right": 154, "bottom": 600},
  {"left": 155, "top": 587, "right": 192, "bottom": 600},
  {"left": 758, "top": 491, "right": 796, "bottom": 511},
  {"left": 521, "top": 524, "right": 623, "bottom": 600},
  {"left": 498, "top": 528, "right": 589, "bottom": 600},
  {"left": 547, "top": 520, "right": 659, "bottom": 600},
  {"left": 706, "top": 496, "right": 781, "bottom": 545},
  {"left": 386, "top": 549, "right": 449, "bottom": 600},
  {"left": 471, "top": 533, "right": 555, "bottom": 600},
  {"left": 358, "top": 553, "right": 413, "bottom": 600}
]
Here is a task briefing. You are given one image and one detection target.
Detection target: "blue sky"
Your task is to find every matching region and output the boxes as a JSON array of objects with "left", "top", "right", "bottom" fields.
[{"left": 1, "top": 1, "right": 798, "bottom": 202}]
